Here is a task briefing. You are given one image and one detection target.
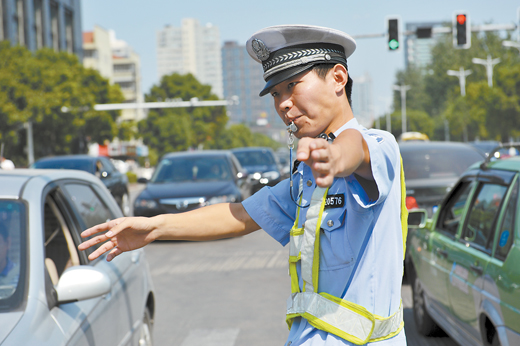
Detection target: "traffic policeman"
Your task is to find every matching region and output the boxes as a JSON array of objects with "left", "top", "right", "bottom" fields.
[{"left": 79, "top": 24, "right": 407, "bottom": 346}]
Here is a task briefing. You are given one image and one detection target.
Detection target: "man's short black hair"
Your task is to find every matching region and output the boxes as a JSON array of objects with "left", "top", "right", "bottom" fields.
[{"left": 312, "top": 63, "right": 353, "bottom": 107}]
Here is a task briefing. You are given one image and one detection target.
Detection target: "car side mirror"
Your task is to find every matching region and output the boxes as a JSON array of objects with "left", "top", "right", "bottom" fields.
[
  {"left": 137, "top": 177, "right": 149, "bottom": 184},
  {"left": 100, "top": 170, "right": 111, "bottom": 178},
  {"left": 408, "top": 209, "right": 428, "bottom": 229},
  {"left": 55, "top": 266, "right": 111, "bottom": 304}
]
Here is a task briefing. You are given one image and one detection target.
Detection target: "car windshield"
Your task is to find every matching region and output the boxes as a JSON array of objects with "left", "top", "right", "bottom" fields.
[
  {"left": 33, "top": 159, "right": 92, "bottom": 173},
  {"left": 233, "top": 150, "right": 275, "bottom": 167},
  {"left": 402, "top": 147, "right": 484, "bottom": 180},
  {"left": 151, "top": 156, "right": 232, "bottom": 183},
  {"left": 0, "top": 200, "right": 27, "bottom": 312}
]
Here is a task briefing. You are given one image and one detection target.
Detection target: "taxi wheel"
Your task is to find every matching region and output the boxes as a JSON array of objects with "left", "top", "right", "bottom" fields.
[
  {"left": 412, "top": 276, "right": 439, "bottom": 336},
  {"left": 138, "top": 307, "right": 153, "bottom": 346}
]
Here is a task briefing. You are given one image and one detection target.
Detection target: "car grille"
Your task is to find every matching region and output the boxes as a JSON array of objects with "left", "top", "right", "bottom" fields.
[{"left": 159, "top": 197, "right": 205, "bottom": 213}]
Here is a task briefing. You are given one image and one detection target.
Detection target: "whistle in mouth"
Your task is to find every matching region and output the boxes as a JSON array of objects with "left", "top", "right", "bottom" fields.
[{"left": 287, "top": 122, "right": 298, "bottom": 134}]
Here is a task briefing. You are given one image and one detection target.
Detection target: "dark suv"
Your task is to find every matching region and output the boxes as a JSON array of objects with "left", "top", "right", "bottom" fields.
[
  {"left": 32, "top": 155, "right": 130, "bottom": 216},
  {"left": 231, "top": 147, "right": 283, "bottom": 194}
]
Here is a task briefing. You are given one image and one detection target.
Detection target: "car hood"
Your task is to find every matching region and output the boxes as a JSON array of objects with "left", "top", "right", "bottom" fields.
[
  {"left": 139, "top": 181, "right": 237, "bottom": 199},
  {"left": 0, "top": 311, "right": 24, "bottom": 343},
  {"left": 244, "top": 164, "right": 278, "bottom": 174}
]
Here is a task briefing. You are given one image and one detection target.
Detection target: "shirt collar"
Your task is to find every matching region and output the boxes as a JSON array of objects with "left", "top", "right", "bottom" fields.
[{"left": 333, "top": 118, "right": 359, "bottom": 138}]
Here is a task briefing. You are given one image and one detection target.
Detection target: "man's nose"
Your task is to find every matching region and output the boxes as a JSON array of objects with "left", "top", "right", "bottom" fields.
[{"left": 278, "top": 96, "right": 293, "bottom": 115}]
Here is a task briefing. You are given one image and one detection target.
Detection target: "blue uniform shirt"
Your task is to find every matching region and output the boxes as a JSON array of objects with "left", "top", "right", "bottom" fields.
[{"left": 242, "top": 119, "right": 406, "bottom": 345}]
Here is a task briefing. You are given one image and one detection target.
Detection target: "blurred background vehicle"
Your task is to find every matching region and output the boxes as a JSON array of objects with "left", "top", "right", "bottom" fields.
[
  {"left": 398, "top": 132, "right": 430, "bottom": 142},
  {"left": 0, "top": 169, "right": 154, "bottom": 346},
  {"left": 31, "top": 155, "right": 131, "bottom": 216},
  {"left": 134, "top": 150, "right": 250, "bottom": 218},
  {"left": 468, "top": 140, "right": 502, "bottom": 157},
  {"left": 400, "top": 141, "right": 486, "bottom": 217},
  {"left": 231, "top": 147, "right": 283, "bottom": 194},
  {"left": 407, "top": 143, "right": 520, "bottom": 346}
]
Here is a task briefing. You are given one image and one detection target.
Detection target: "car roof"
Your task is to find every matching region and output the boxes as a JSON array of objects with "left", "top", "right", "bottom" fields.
[
  {"left": 0, "top": 169, "right": 100, "bottom": 198},
  {"left": 162, "top": 150, "right": 233, "bottom": 159},
  {"left": 470, "top": 155, "right": 520, "bottom": 172},
  {"left": 34, "top": 154, "right": 100, "bottom": 162},
  {"left": 231, "top": 147, "right": 274, "bottom": 152},
  {"left": 399, "top": 141, "right": 484, "bottom": 153}
]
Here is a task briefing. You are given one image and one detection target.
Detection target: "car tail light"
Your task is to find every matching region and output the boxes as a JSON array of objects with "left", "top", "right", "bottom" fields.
[{"left": 406, "top": 196, "right": 419, "bottom": 210}]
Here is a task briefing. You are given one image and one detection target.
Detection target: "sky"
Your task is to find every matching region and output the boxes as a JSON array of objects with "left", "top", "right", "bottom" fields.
[{"left": 81, "top": 0, "right": 519, "bottom": 118}]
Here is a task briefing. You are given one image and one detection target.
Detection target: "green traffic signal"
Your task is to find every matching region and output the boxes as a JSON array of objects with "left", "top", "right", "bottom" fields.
[{"left": 389, "top": 39, "right": 399, "bottom": 50}]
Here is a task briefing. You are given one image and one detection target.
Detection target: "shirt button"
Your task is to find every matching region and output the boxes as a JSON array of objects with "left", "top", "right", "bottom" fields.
[
  {"left": 306, "top": 180, "right": 313, "bottom": 187},
  {"left": 327, "top": 220, "right": 334, "bottom": 227}
]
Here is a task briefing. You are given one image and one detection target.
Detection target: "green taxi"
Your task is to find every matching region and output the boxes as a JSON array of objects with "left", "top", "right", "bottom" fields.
[{"left": 407, "top": 144, "right": 520, "bottom": 346}]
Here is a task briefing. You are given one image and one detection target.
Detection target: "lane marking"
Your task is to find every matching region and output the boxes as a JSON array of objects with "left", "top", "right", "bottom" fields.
[{"left": 180, "top": 328, "right": 240, "bottom": 346}]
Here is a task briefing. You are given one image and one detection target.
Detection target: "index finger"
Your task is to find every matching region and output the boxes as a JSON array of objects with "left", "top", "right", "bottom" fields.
[{"left": 80, "top": 221, "right": 112, "bottom": 238}]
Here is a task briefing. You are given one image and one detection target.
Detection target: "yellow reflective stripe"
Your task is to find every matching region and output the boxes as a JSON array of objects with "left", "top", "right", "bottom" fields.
[
  {"left": 370, "top": 322, "right": 404, "bottom": 343},
  {"left": 289, "top": 254, "right": 301, "bottom": 263},
  {"left": 400, "top": 156, "right": 408, "bottom": 260},
  {"left": 312, "top": 187, "right": 329, "bottom": 291},
  {"left": 289, "top": 262, "right": 300, "bottom": 293},
  {"left": 305, "top": 314, "right": 371, "bottom": 345},
  {"left": 320, "top": 292, "right": 374, "bottom": 321},
  {"left": 290, "top": 227, "right": 304, "bottom": 236}
]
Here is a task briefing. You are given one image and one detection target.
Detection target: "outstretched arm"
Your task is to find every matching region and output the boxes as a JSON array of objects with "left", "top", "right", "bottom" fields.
[
  {"left": 296, "top": 128, "right": 372, "bottom": 187},
  {"left": 79, "top": 202, "right": 260, "bottom": 261}
]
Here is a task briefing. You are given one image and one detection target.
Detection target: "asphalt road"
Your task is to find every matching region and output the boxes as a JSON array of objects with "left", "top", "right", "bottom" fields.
[{"left": 130, "top": 184, "right": 458, "bottom": 345}]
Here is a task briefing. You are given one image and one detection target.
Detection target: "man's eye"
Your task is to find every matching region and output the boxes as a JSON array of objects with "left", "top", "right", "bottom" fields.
[{"left": 288, "top": 82, "right": 296, "bottom": 88}]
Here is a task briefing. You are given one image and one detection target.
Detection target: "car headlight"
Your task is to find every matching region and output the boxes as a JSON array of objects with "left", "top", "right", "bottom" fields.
[
  {"left": 135, "top": 198, "right": 158, "bottom": 209},
  {"left": 262, "top": 171, "right": 280, "bottom": 181},
  {"left": 205, "top": 195, "right": 238, "bottom": 205},
  {"left": 251, "top": 172, "right": 262, "bottom": 180}
]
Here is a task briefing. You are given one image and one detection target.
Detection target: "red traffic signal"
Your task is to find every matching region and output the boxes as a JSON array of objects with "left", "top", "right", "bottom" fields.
[{"left": 453, "top": 12, "right": 471, "bottom": 49}]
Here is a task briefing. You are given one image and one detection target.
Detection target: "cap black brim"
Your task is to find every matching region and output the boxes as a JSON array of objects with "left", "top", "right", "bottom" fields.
[{"left": 259, "top": 64, "right": 315, "bottom": 97}]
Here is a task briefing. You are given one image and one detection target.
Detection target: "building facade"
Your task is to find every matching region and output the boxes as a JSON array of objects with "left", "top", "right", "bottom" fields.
[
  {"left": 351, "top": 72, "right": 374, "bottom": 128},
  {"left": 83, "top": 26, "right": 144, "bottom": 123},
  {"left": 156, "top": 18, "right": 223, "bottom": 98},
  {"left": 0, "top": 0, "right": 82, "bottom": 56}
]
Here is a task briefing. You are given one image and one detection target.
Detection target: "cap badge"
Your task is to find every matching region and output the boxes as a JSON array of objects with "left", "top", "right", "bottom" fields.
[{"left": 252, "top": 38, "right": 270, "bottom": 61}]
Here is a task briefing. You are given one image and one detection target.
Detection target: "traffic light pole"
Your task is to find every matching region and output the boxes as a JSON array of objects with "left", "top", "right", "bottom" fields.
[
  {"left": 393, "top": 84, "right": 411, "bottom": 134},
  {"left": 471, "top": 55, "right": 501, "bottom": 87}
]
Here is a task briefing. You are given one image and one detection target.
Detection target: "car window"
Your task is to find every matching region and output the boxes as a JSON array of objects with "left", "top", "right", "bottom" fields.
[
  {"left": 0, "top": 200, "right": 26, "bottom": 311},
  {"left": 462, "top": 183, "right": 507, "bottom": 251},
  {"left": 401, "top": 147, "right": 483, "bottom": 180},
  {"left": 233, "top": 150, "right": 276, "bottom": 167},
  {"left": 152, "top": 156, "right": 232, "bottom": 183},
  {"left": 495, "top": 179, "right": 518, "bottom": 261},
  {"left": 99, "top": 157, "right": 115, "bottom": 173},
  {"left": 43, "top": 195, "right": 80, "bottom": 285},
  {"left": 62, "top": 184, "right": 113, "bottom": 228},
  {"left": 438, "top": 180, "right": 475, "bottom": 237}
]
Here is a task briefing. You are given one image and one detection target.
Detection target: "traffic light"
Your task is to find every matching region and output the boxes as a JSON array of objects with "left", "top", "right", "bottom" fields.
[
  {"left": 387, "top": 17, "right": 400, "bottom": 51},
  {"left": 453, "top": 12, "right": 471, "bottom": 49}
]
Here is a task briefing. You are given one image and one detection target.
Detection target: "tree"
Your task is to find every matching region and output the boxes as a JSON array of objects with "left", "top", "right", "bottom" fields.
[
  {"left": 0, "top": 42, "right": 124, "bottom": 166},
  {"left": 139, "top": 73, "right": 228, "bottom": 157}
]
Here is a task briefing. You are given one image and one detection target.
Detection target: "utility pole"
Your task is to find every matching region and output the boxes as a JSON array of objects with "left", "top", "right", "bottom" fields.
[
  {"left": 472, "top": 55, "right": 501, "bottom": 87},
  {"left": 447, "top": 67, "right": 472, "bottom": 96},
  {"left": 502, "top": 7, "right": 520, "bottom": 53},
  {"left": 393, "top": 84, "right": 411, "bottom": 134},
  {"left": 24, "top": 122, "right": 34, "bottom": 166},
  {"left": 447, "top": 67, "right": 472, "bottom": 142}
]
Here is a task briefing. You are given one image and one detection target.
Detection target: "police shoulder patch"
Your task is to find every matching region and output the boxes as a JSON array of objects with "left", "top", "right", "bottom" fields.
[{"left": 367, "top": 132, "right": 384, "bottom": 143}]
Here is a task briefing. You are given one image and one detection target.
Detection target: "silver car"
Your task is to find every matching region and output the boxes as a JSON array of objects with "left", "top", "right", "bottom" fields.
[{"left": 0, "top": 169, "right": 155, "bottom": 346}]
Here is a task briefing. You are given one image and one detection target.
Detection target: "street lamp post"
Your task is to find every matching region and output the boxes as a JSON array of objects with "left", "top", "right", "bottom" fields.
[
  {"left": 393, "top": 84, "right": 411, "bottom": 134},
  {"left": 447, "top": 67, "right": 472, "bottom": 96},
  {"left": 472, "top": 55, "right": 501, "bottom": 87}
]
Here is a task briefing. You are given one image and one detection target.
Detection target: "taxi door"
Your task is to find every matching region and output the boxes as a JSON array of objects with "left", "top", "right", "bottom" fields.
[{"left": 447, "top": 175, "right": 511, "bottom": 340}]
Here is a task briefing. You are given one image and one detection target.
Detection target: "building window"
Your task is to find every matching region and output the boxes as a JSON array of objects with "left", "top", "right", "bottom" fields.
[
  {"left": 114, "top": 63, "right": 135, "bottom": 72},
  {"left": 83, "top": 49, "right": 97, "bottom": 58},
  {"left": 14, "top": 0, "right": 27, "bottom": 45},
  {"left": 33, "top": 0, "right": 44, "bottom": 49},
  {"left": 117, "top": 81, "right": 135, "bottom": 90},
  {"left": 50, "top": 1, "right": 59, "bottom": 50},
  {"left": 64, "top": 9, "right": 73, "bottom": 53}
]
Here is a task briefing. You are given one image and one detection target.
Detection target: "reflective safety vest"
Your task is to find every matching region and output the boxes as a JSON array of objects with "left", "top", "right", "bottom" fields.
[{"left": 286, "top": 158, "right": 408, "bottom": 345}]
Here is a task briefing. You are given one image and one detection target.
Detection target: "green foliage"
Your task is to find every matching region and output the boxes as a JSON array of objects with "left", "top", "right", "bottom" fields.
[
  {"left": 0, "top": 42, "right": 124, "bottom": 166},
  {"left": 212, "top": 124, "right": 281, "bottom": 150},
  {"left": 382, "top": 29, "right": 520, "bottom": 142},
  {"left": 138, "top": 73, "right": 228, "bottom": 157}
]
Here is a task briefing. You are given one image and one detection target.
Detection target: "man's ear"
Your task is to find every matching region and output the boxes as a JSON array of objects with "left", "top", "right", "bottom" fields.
[{"left": 331, "top": 64, "right": 348, "bottom": 93}]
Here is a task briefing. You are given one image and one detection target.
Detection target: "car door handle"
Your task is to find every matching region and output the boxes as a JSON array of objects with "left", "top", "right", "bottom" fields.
[
  {"left": 131, "top": 251, "right": 141, "bottom": 264},
  {"left": 470, "top": 264, "right": 483, "bottom": 276},
  {"left": 436, "top": 248, "right": 448, "bottom": 258}
]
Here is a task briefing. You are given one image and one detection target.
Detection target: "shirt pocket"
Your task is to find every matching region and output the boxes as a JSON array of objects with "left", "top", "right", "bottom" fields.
[{"left": 319, "top": 208, "right": 355, "bottom": 271}]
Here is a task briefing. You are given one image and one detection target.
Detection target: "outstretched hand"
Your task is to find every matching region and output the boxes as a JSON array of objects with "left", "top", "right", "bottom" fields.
[
  {"left": 296, "top": 137, "right": 337, "bottom": 188},
  {"left": 78, "top": 217, "right": 157, "bottom": 262}
]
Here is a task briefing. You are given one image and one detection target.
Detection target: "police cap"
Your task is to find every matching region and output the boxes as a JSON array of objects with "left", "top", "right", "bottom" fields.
[{"left": 246, "top": 25, "right": 356, "bottom": 96}]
